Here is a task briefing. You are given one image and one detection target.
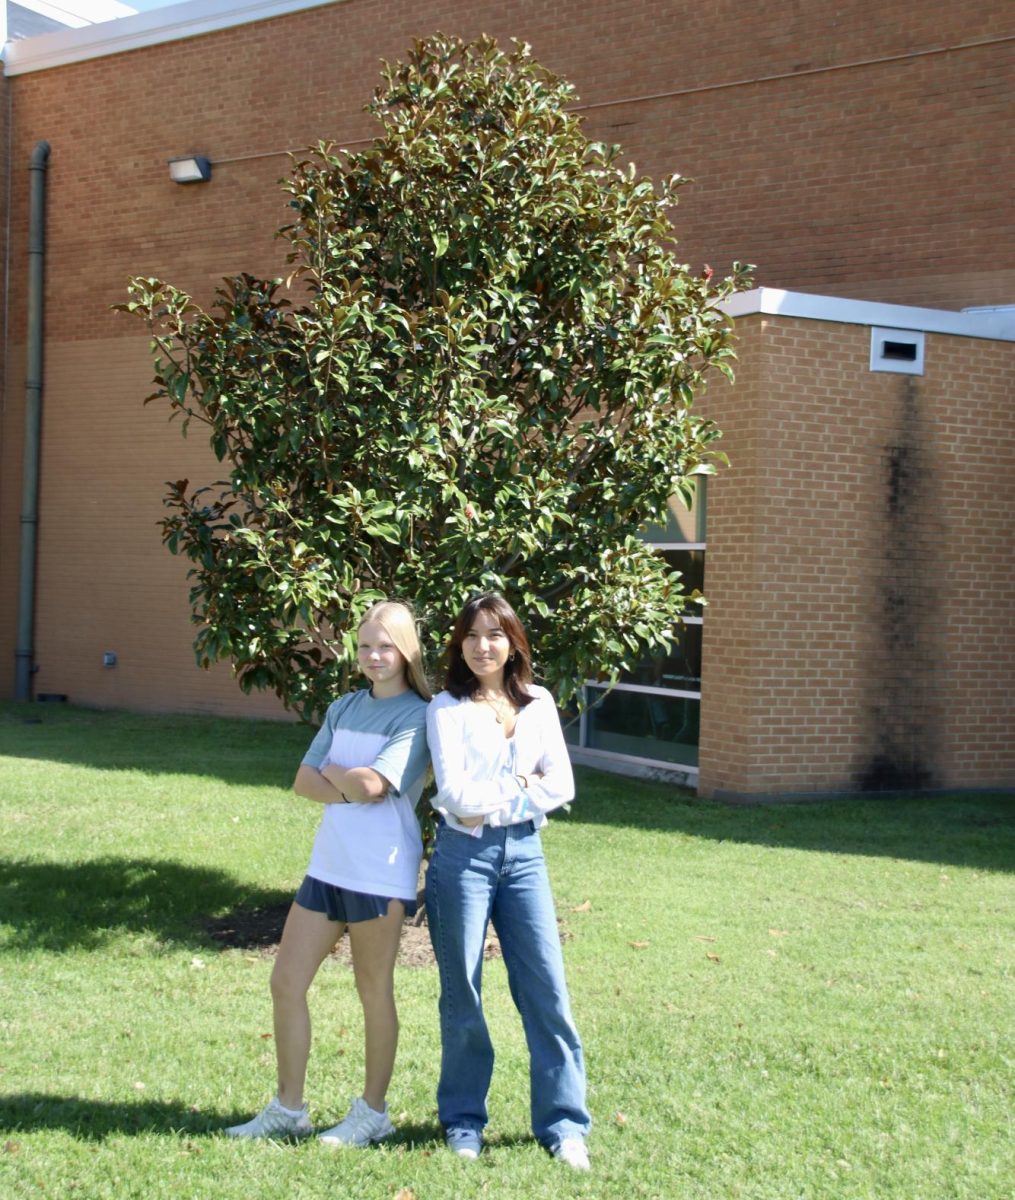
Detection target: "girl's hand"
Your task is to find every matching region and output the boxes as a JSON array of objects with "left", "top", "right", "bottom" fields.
[
  {"left": 318, "top": 761, "right": 390, "bottom": 803},
  {"left": 320, "top": 763, "right": 346, "bottom": 793},
  {"left": 458, "top": 814, "right": 485, "bottom": 828}
]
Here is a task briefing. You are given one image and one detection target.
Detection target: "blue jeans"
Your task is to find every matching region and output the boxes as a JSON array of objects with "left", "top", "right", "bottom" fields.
[{"left": 425, "top": 819, "right": 591, "bottom": 1147}]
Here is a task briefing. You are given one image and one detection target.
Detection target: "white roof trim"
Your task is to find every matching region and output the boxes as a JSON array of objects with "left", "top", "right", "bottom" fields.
[
  {"left": 2, "top": 0, "right": 344, "bottom": 74},
  {"left": 12, "top": 0, "right": 139, "bottom": 30},
  {"left": 722, "top": 287, "right": 1015, "bottom": 342}
]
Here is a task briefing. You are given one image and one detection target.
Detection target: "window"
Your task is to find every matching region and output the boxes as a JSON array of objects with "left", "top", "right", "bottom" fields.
[{"left": 564, "top": 482, "right": 705, "bottom": 781}]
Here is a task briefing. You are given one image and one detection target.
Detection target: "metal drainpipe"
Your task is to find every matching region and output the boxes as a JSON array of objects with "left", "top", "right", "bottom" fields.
[{"left": 14, "top": 140, "right": 49, "bottom": 701}]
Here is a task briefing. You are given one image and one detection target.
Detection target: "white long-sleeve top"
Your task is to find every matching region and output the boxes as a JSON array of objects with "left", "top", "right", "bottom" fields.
[{"left": 427, "top": 686, "right": 575, "bottom": 837}]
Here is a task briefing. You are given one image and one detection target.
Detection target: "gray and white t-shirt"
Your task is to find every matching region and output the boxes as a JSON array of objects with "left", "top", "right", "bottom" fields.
[{"left": 301, "top": 688, "right": 429, "bottom": 901}]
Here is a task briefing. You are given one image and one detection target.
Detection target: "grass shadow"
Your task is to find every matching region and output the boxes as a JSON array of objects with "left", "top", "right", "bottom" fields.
[
  {"left": 4, "top": 703, "right": 1012, "bottom": 875},
  {"left": 562, "top": 767, "right": 1015, "bottom": 873},
  {"left": 0, "top": 1093, "right": 244, "bottom": 1140},
  {"left": 0, "top": 1098, "right": 531, "bottom": 1151},
  {"left": 0, "top": 856, "right": 293, "bottom": 953},
  {"left": 0, "top": 701, "right": 307, "bottom": 790}
]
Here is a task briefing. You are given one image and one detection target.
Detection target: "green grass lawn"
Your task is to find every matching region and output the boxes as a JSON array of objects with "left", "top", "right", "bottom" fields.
[{"left": 1, "top": 701, "right": 1012, "bottom": 1200}]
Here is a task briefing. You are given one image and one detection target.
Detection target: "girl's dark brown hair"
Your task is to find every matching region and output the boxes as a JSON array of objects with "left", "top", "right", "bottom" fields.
[{"left": 444, "top": 593, "right": 535, "bottom": 708}]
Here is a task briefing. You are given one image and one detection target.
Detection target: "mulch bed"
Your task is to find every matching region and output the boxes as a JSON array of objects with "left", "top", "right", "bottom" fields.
[{"left": 202, "top": 902, "right": 503, "bottom": 968}]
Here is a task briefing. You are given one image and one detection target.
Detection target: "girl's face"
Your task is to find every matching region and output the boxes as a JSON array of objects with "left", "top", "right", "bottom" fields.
[
  {"left": 461, "top": 608, "right": 513, "bottom": 686},
  {"left": 357, "top": 620, "right": 408, "bottom": 695}
]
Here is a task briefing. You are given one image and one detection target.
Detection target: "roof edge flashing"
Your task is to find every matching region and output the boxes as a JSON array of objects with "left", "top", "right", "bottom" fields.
[
  {"left": 2, "top": 0, "right": 345, "bottom": 74},
  {"left": 721, "top": 287, "right": 1015, "bottom": 343}
]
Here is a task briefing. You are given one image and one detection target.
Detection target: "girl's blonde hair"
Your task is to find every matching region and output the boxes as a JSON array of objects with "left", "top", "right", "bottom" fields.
[{"left": 358, "top": 601, "right": 432, "bottom": 701}]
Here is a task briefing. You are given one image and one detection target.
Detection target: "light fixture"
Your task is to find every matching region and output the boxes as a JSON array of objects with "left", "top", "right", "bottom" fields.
[{"left": 169, "top": 156, "right": 212, "bottom": 184}]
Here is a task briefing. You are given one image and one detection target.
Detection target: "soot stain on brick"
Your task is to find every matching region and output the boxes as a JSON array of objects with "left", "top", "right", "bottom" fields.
[{"left": 857, "top": 376, "right": 942, "bottom": 792}]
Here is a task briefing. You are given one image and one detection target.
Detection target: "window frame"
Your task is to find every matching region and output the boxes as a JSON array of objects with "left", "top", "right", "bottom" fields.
[{"left": 565, "top": 482, "right": 706, "bottom": 783}]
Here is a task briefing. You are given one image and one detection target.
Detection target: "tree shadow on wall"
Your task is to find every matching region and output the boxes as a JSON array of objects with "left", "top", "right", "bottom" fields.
[
  {"left": 559, "top": 767, "right": 1015, "bottom": 874},
  {"left": 0, "top": 856, "right": 293, "bottom": 953}
]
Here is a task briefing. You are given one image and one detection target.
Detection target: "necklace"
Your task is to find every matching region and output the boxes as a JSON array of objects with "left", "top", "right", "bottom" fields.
[{"left": 474, "top": 690, "right": 515, "bottom": 725}]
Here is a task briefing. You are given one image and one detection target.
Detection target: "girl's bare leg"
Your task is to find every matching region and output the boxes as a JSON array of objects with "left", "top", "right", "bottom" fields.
[
  {"left": 270, "top": 902, "right": 344, "bottom": 1109},
  {"left": 348, "top": 900, "right": 405, "bottom": 1111}
]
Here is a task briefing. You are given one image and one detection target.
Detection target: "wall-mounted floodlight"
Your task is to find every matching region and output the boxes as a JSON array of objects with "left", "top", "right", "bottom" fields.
[{"left": 169, "top": 156, "right": 211, "bottom": 184}]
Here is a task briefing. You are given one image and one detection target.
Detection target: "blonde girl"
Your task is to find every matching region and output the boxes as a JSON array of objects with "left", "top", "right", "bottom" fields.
[{"left": 226, "top": 601, "right": 430, "bottom": 1146}]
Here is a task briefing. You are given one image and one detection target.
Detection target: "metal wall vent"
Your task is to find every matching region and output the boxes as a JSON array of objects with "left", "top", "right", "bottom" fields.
[{"left": 870, "top": 327, "right": 925, "bottom": 375}]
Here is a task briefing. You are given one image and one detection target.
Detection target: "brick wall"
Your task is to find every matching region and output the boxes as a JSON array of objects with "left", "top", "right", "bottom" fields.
[
  {"left": 0, "top": 69, "right": 11, "bottom": 694},
  {"left": 1, "top": 0, "right": 1013, "bottom": 775},
  {"left": 3, "top": 0, "right": 1013, "bottom": 351},
  {"left": 5, "top": 336, "right": 286, "bottom": 716},
  {"left": 699, "top": 316, "right": 1015, "bottom": 797}
]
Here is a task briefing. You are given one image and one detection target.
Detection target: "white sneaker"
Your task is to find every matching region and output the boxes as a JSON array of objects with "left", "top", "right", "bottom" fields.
[
  {"left": 318, "top": 1096, "right": 395, "bottom": 1147},
  {"left": 446, "top": 1126, "right": 483, "bottom": 1159},
  {"left": 224, "top": 1096, "right": 312, "bottom": 1139},
  {"left": 553, "top": 1137, "right": 590, "bottom": 1170}
]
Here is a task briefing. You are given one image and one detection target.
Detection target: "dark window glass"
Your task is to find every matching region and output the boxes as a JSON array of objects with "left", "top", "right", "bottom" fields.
[
  {"left": 585, "top": 687, "right": 700, "bottom": 767},
  {"left": 663, "top": 548, "right": 705, "bottom": 599},
  {"left": 578, "top": 477, "right": 707, "bottom": 770},
  {"left": 641, "top": 479, "right": 707, "bottom": 544},
  {"left": 558, "top": 701, "right": 580, "bottom": 747},
  {"left": 621, "top": 622, "right": 702, "bottom": 690}
]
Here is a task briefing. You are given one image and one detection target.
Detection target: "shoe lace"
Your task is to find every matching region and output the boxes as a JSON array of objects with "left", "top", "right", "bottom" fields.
[
  {"left": 343, "top": 1097, "right": 382, "bottom": 1131},
  {"left": 266, "top": 1099, "right": 303, "bottom": 1129}
]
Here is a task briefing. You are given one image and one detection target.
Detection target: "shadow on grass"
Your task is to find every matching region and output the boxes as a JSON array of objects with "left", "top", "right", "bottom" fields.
[
  {"left": 0, "top": 701, "right": 308, "bottom": 790},
  {"left": 0, "top": 1093, "right": 231, "bottom": 1140},
  {"left": 0, "top": 1096, "right": 529, "bottom": 1150},
  {"left": 3, "top": 704, "right": 1013, "bottom": 874},
  {"left": 0, "top": 857, "right": 293, "bottom": 953},
  {"left": 561, "top": 767, "right": 1015, "bottom": 874}
]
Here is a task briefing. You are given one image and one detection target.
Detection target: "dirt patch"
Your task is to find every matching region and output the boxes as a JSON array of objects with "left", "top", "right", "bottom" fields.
[{"left": 202, "top": 902, "right": 503, "bottom": 968}]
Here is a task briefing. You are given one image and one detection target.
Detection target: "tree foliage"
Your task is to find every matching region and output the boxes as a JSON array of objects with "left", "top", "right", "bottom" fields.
[{"left": 120, "top": 33, "right": 750, "bottom": 720}]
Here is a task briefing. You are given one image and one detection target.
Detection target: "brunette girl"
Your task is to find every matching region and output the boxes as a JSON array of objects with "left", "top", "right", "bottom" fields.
[{"left": 425, "top": 593, "right": 591, "bottom": 1169}]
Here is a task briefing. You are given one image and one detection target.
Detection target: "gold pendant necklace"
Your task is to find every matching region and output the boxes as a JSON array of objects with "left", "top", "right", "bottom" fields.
[{"left": 477, "top": 691, "right": 512, "bottom": 724}]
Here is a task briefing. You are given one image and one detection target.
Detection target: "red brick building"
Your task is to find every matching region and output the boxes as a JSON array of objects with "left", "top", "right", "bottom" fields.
[{"left": 1, "top": 1, "right": 1013, "bottom": 796}]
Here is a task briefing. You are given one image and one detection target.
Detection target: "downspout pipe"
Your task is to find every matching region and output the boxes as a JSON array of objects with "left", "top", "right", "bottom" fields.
[{"left": 14, "top": 140, "right": 49, "bottom": 701}]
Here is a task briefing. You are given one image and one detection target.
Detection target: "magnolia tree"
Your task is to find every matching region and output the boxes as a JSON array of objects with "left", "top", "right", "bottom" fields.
[{"left": 121, "top": 34, "right": 750, "bottom": 721}]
